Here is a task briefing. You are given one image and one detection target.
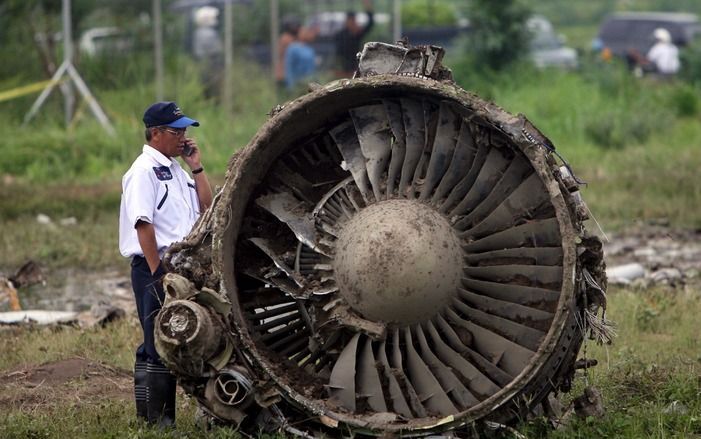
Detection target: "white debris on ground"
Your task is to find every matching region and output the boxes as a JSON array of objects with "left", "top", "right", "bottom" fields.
[
  {"left": 0, "top": 310, "right": 79, "bottom": 325},
  {"left": 59, "top": 217, "right": 78, "bottom": 226},
  {"left": 606, "top": 263, "right": 645, "bottom": 285},
  {"left": 0, "top": 269, "right": 135, "bottom": 328},
  {"left": 604, "top": 225, "right": 701, "bottom": 288},
  {"left": 36, "top": 214, "right": 79, "bottom": 227}
]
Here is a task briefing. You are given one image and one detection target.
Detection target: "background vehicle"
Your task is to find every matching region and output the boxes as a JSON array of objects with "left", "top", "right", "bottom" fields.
[
  {"left": 527, "top": 15, "right": 578, "bottom": 69},
  {"left": 596, "top": 12, "right": 701, "bottom": 58},
  {"left": 79, "top": 27, "right": 133, "bottom": 56}
]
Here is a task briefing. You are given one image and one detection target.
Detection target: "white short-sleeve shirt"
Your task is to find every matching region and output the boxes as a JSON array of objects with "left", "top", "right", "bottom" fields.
[
  {"left": 119, "top": 145, "right": 201, "bottom": 258},
  {"left": 647, "top": 42, "right": 680, "bottom": 74}
]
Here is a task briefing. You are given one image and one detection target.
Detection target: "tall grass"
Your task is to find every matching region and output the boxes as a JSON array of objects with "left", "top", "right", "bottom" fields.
[
  {"left": 0, "top": 55, "right": 277, "bottom": 184},
  {"left": 519, "top": 286, "right": 701, "bottom": 438}
]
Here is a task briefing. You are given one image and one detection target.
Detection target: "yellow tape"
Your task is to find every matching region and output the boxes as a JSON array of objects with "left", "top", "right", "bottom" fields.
[{"left": 0, "top": 79, "right": 65, "bottom": 103}]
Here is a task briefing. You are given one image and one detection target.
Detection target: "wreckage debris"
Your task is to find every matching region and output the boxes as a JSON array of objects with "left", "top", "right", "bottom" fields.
[
  {"left": 0, "top": 262, "right": 126, "bottom": 328},
  {"left": 607, "top": 263, "right": 645, "bottom": 285},
  {"left": 0, "top": 305, "right": 126, "bottom": 328},
  {"left": 605, "top": 226, "right": 701, "bottom": 288},
  {"left": 0, "top": 310, "right": 79, "bottom": 326},
  {"left": 0, "top": 261, "right": 45, "bottom": 311},
  {"left": 158, "top": 42, "right": 607, "bottom": 437}
]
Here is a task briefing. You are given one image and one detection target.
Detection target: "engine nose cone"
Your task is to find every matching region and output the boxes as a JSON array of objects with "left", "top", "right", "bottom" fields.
[{"left": 333, "top": 199, "right": 464, "bottom": 325}]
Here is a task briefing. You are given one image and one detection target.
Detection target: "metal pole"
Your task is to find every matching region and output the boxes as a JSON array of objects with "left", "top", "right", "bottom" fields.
[
  {"left": 23, "top": 0, "right": 115, "bottom": 135},
  {"left": 66, "top": 64, "right": 116, "bottom": 136},
  {"left": 23, "top": 61, "right": 69, "bottom": 125},
  {"left": 393, "top": 0, "right": 401, "bottom": 43},
  {"left": 154, "top": 0, "right": 164, "bottom": 101},
  {"left": 224, "top": 0, "right": 233, "bottom": 113},
  {"left": 62, "top": 0, "right": 75, "bottom": 126},
  {"left": 270, "top": 0, "right": 279, "bottom": 85}
]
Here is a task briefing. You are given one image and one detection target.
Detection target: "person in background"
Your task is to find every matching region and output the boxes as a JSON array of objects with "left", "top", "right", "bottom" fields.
[
  {"left": 646, "top": 28, "right": 680, "bottom": 77},
  {"left": 285, "top": 26, "right": 318, "bottom": 91},
  {"left": 193, "top": 6, "right": 224, "bottom": 98},
  {"left": 334, "top": 0, "right": 374, "bottom": 77},
  {"left": 119, "top": 102, "right": 212, "bottom": 427},
  {"left": 277, "top": 15, "right": 302, "bottom": 89}
]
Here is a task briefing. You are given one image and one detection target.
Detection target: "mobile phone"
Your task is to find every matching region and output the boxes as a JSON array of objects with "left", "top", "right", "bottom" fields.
[{"left": 182, "top": 140, "right": 194, "bottom": 157}]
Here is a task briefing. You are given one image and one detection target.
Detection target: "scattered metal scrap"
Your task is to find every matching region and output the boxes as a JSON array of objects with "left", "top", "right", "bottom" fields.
[
  {"left": 0, "top": 261, "right": 45, "bottom": 311},
  {"left": 0, "top": 262, "right": 126, "bottom": 328},
  {"left": 605, "top": 225, "right": 701, "bottom": 288},
  {"left": 159, "top": 42, "right": 608, "bottom": 437}
]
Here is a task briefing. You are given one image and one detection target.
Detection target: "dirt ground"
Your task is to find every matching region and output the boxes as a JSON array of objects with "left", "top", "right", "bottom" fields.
[{"left": 0, "top": 357, "right": 132, "bottom": 413}]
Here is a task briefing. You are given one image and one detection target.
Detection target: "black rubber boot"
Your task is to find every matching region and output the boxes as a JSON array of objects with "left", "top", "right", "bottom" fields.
[
  {"left": 134, "top": 361, "right": 148, "bottom": 420},
  {"left": 146, "top": 363, "right": 176, "bottom": 427}
]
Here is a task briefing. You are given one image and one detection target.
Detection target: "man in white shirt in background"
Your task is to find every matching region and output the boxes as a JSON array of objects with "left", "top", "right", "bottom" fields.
[
  {"left": 119, "top": 101, "right": 212, "bottom": 427},
  {"left": 647, "top": 28, "right": 680, "bottom": 77}
]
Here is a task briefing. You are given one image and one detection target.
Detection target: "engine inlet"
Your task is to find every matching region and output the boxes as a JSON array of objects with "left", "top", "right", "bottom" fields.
[{"left": 161, "top": 42, "right": 607, "bottom": 438}]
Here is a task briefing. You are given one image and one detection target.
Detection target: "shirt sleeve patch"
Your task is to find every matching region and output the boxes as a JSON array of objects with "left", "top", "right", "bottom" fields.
[
  {"left": 153, "top": 166, "right": 173, "bottom": 181},
  {"left": 187, "top": 182, "right": 196, "bottom": 189}
]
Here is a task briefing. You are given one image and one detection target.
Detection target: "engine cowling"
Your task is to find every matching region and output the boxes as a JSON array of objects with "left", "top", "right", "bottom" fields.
[{"left": 158, "top": 43, "right": 607, "bottom": 437}]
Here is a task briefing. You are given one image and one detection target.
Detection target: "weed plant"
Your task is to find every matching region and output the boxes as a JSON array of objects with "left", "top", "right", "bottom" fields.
[{"left": 519, "top": 286, "right": 701, "bottom": 438}]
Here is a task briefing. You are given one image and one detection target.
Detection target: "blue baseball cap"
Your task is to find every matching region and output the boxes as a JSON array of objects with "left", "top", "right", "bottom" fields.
[{"left": 143, "top": 101, "right": 200, "bottom": 128}]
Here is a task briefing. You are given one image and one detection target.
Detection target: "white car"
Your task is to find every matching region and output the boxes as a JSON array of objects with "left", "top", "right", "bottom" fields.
[
  {"left": 79, "top": 27, "right": 133, "bottom": 56},
  {"left": 528, "top": 15, "right": 578, "bottom": 69}
]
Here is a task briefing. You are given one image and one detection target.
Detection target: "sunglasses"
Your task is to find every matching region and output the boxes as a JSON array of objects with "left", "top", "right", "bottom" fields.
[{"left": 159, "top": 127, "right": 187, "bottom": 136}]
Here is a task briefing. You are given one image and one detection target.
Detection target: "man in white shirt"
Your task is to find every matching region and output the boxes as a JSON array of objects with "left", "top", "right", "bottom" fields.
[
  {"left": 119, "top": 101, "right": 212, "bottom": 426},
  {"left": 647, "top": 28, "right": 680, "bottom": 76}
]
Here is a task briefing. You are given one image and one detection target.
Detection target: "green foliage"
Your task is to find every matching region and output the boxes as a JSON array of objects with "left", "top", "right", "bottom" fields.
[
  {"left": 462, "top": 0, "right": 532, "bottom": 71},
  {"left": 0, "top": 211, "right": 121, "bottom": 271},
  {"left": 680, "top": 42, "right": 701, "bottom": 88},
  {"left": 634, "top": 289, "right": 675, "bottom": 332},
  {"left": 519, "top": 287, "right": 701, "bottom": 438},
  {"left": 520, "top": 0, "right": 616, "bottom": 27},
  {"left": 401, "top": 0, "right": 458, "bottom": 27},
  {"left": 667, "top": 83, "right": 699, "bottom": 118},
  {"left": 583, "top": 104, "right": 671, "bottom": 149},
  {"left": 232, "top": 0, "right": 303, "bottom": 44},
  {"left": 0, "top": 401, "right": 246, "bottom": 438},
  {"left": 0, "top": 319, "right": 138, "bottom": 371},
  {"left": 0, "top": 55, "right": 275, "bottom": 183}
]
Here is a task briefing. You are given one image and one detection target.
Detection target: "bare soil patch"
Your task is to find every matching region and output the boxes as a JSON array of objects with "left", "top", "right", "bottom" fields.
[{"left": 0, "top": 357, "right": 131, "bottom": 412}]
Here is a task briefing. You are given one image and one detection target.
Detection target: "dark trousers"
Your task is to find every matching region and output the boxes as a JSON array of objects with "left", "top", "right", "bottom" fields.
[{"left": 131, "top": 256, "right": 165, "bottom": 365}]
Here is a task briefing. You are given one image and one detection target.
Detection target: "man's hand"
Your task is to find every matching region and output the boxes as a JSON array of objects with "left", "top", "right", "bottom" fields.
[
  {"left": 181, "top": 138, "right": 202, "bottom": 170},
  {"left": 135, "top": 221, "right": 162, "bottom": 275},
  {"left": 180, "top": 137, "right": 213, "bottom": 211}
]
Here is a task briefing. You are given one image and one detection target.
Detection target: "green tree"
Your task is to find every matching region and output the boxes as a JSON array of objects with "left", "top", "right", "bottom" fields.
[
  {"left": 0, "top": 0, "right": 152, "bottom": 80},
  {"left": 402, "top": 0, "right": 458, "bottom": 27},
  {"left": 465, "top": 0, "right": 532, "bottom": 71}
]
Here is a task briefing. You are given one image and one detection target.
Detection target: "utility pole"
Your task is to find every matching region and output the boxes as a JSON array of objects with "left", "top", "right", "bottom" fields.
[
  {"left": 223, "top": 0, "right": 233, "bottom": 113},
  {"left": 154, "top": 0, "right": 164, "bottom": 101},
  {"left": 23, "top": 0, "right": 115, "bottom": 135},
  {"left": 270, "top": 0, "right": 279, "bottom": 100},
  {"left": 393, "top": 0, "right": 402, "bottom": 43}
]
